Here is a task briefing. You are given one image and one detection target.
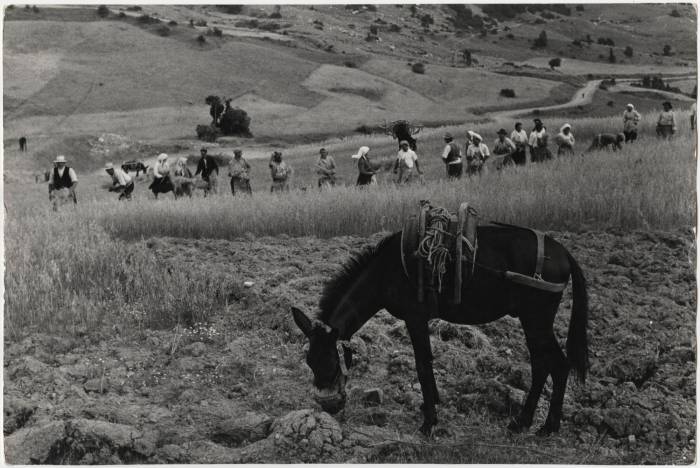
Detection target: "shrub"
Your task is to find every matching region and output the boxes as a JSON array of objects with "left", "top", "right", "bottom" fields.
[
  {"left": 197, "top": 34, "right": 206, "bottom": 44},
  {"left": 369, "top": 25, "right": 378, "bottom": 35},
  {"left": 549, "top": 57, "right": 561, "bottom": 69},
  {"left": 506, "top": 33, "right": 514, "bottom": 39},
  {"left": 344, "top": 61, "right": 357, "bottom": 68},
  {"left": 96, "top": 5, "right": 109, "bottom": 17},
  {"left": 168, "top": 20, "right": 177, "bottom": 26},
  {"left": 608, "top": 48, "right": 616, "bottom": 63},
  {"left": 462, "top": 49, "right": 472, "bottom": 66},
  {"left": 236, "top": 19, "right": 259, "bottom": 28},
  {"left": 219, "top": 107, "right": 253, "bottom": 137},
  {"left": 217, "top": 5, "right": 243, "bottom": 14},
  {"left": 597, "top": 37, "right": 615, "bottom": 46},
  {"left": 572, "top": 39, "right": 582, "bottom": 47},
  {"left": 32, "top": 5, "right": 39, "bottom": 13},
  {"left": 195, "top": 19, "right": 207, "bottom": 27},
  {"left": 624, "top": 46, "right": 633, "bottom": 57},
  {"left": 196, "top": 124, "right": 220, "bottom": 142},
  {"left": 411, "top": 62, "right": 426, "bottom": 74},
  {"left": 447, "top": 4, "right": 484, "bottom": 30},
  {"left": 499, "top": 88, "right": 516, "bottom": 98},
  {"left": 576, "top": 4, "right": 584, "bottom": 11},
  {"left": 670, "top": 8, "right": 681, "bottom": 17},
  {"left": 209, "top": 27, "right": 223, "bottom": 37},
  {"left": 663, "top": 44, "right": 672, "bottom": 56},
  {"left": 125, "top": 5, "right": 142, "bottom": 11},
  {"left": 138, "top": 14, "right": 159, "bottom": 24},
  {"left": 420, "top": 13, "right": 434, "bottom": 29},
  {"left": 388, "top": 24, "right": 401, "bottom": 32},
  {"left": 607, "top": 100, "right": 614, "bottom": 107},
  {"left": 355, "top": 124, "right": 375, "bottom": 135},
  {"left": 258, "top": 22, "right": 281, "bottom": 31},
  {"left": 269, "top": 11, "right": 282, "bottom": 19},
  {"left": 157, "top": 25, "right": 171, "bottom": 36},
  {"left": 117, "top": 12, "right": 126, "bottom": 18},
  {"left": 533, "top": 30, "right": 547, "bottom": 48}
]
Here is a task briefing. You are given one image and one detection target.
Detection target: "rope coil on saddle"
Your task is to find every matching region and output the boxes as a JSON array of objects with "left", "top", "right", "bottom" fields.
[{"left": 416, "top": 206, "right": 453, "bottom": 292}]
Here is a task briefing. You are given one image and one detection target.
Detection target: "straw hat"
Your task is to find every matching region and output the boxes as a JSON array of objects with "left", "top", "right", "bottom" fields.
[
  {"left": 399, "top": 140, "right": 409, "bottom": 146},
  {"left": 157, "top": 153, "right": 169, "bottom": 161},
  {"left": 105, "top": 162, "right": 114, "bottom": 170}
]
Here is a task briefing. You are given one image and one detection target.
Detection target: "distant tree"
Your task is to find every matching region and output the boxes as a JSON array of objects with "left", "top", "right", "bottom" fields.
[
  {"left": 585, "top": 34, "right": 593, "bottom": 44},
  {"left": 663, "top": 44, "right": 672, "bottom": 56},
  {"left": 549, "top": 57, "right": 562, "bottom": 70},
  {"left": 269, "top": 5, "right": 282, "bottom": 18},
  {"left": 500, "top": 88, "right": 516, "bottom": 98},
  {"left": 572, "top": 39, "right": 582, "bottom": 47},
  {"left": 575, "top": 4, "right": 584, "bottom": 11},
  {"left": 219, "top": 107, "right": 253, "bottom": 137},
  {"left": 462, "top": 48, "right": 472, "bottom": 66},
  {"left": 670, "top": 8, "right": 681, "bottom": 17},
  {"left": 533, "top": 30, "right": 547, "bottom": 48},
  {"left": 608, "top": 47, "right": 616, "bottom": 63},
  {"left": 96, "top": 5, "right": 109, "bottom": 17},
  {"left": 624, "top": 46, "right": 633, "bottom": 58},
  {"left": 420, "top": 13, "right": 434, "bottom": 30},
  {"left": 642, "top": 75, "right": 651, "bottom": 88},
  {"left": 410, "top": 5, "right": 417, "bottom": 17},
  {"left": 411, "top": 62, "right": 426, "bottom": 74}
]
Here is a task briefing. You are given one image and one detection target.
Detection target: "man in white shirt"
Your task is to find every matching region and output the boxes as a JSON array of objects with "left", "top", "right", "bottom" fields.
[
  {"left": 394, "top": 140, "right": 422, "bottom": 184},
  {"left": 48, "top": 155, "right": 78, "bottom": 205},
  {"left": 105, "top": 162, "right": 134, "bottom": 200},
  {"left": 441, "top": 132, "right": 463, "bottom": 179},
  {"left": 465, "top": 133, "right": 490, "bottom": 176},
  {"left": 510, "top": 122, "right": 529, "bottom": 165}
]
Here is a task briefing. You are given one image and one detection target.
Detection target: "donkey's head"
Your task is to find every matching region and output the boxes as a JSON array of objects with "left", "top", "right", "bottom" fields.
[{"left": 291, "top": 306, "right": 352, "bottom": 414}]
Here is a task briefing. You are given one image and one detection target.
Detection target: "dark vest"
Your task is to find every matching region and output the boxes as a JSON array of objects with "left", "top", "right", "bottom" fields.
[
  {"left": 446, "top": 142, "right": 461, "bottom": 163},
  {"left": 53, "top": 167, "right": 73, "bottom": 189}
]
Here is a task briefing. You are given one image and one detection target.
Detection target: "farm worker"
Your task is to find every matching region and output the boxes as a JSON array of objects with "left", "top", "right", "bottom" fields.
[
  {"left": 229, "top": 149, "right": 252, "bottom": 196},
  {"left": 510, "top": 122, "right": 528, "bottom": 165},
  {"left": 394, "top": 140, "right": 422, "bottom": 184},
  {"left": 19, "top": 136, "right": 27, "bottom": 152},
  {"left": 105, "top": 162, "right": 134, "bottom": 200},
  {"left": 622, "top": 103, "right": 641, "bottom": 143},
  {"left": 195, "top": 147, "right": 219, "bottom": 195},
  {"left": 465, "top": 133, "right": 489, "bottom": 176},
  {"left": 556, "top": 123, "right": 575, "bottom": 157},
  {"left": 352, "top": 146, "right": 376, "bottom": 186},
  {"left": 656, "top": 101, "right": 676, "bottom": 139},
  {"left": 316, "top": 148, "right": 336, "bottom": 188},
  {"left": 690, "top": 102, "right": 696, "bottom": 131},
  {"left": 269, "top": 151, "right": 291, "bottom": 192},
  {"left": 149, "top": 153, "right": 174, "bottom": 193},
  {"left": 173, "top": 157, "right": 193, "bottom": 178},
  {"left": 440, "top": 133, "right": 463, "bottom": 179},
  {"left": 528, "top": 118, "right": 551, "bottom": 163},
  {"left": 48, "top": 155, "right": 78, "bottom": 204},
  {"left": 492, "top": 128, "right": 516, "bottom": 168}
]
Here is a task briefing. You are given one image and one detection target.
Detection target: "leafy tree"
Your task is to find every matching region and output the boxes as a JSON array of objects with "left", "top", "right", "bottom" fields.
[
  {"left": 670, "top": 8, "right": 681, "bottom": 17},
  {"left": 533, "top": 30, "right": 547, "bottom": 48},
  {"left": 96, "top": 5, "right": 109, "bottom": 17},
  {"left": 663, "top": 44, "right": 672, "bottom": 56},
  {"left": 549, "top": 57, "right": 562, "bottom": 70},
  {"left": 624, "top": 46, "right": 633, "bottom": 58},
  {"left": 462, "top": 49, "right": 472, "bottom": 66}
]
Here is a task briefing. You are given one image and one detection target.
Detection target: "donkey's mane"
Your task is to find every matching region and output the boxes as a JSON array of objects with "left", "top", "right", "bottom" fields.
[{"left": 318, "top": 232, "right": 398, "bottom": 322}]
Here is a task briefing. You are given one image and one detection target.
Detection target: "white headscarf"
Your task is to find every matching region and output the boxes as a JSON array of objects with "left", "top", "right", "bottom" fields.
[
  {"left": 560, "top": 123, "right": 572, "bottom": 133},
  {"left": 351, "top": 146, "right": 370, "bottom": 159},
  {"left": 470, "top": 132, "right": 483, "bottom": 143},
  {"left": 157, "top": 153, "right": 169, "bottom": 162}
]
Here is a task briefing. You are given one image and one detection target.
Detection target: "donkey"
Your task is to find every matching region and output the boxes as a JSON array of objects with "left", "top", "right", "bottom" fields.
[{"left": 292, "top": 225, "right": 588, "bottom": 436}]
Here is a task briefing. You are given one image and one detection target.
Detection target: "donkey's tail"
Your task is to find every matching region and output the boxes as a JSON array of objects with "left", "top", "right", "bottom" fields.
[{"left": 566, "top": 250, "right": 589, "bottom": 383}]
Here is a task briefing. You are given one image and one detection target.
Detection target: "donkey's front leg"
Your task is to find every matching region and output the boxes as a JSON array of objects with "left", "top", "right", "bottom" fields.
[{"left": 406, "top": 319, "right": 438, "bottom": 435}]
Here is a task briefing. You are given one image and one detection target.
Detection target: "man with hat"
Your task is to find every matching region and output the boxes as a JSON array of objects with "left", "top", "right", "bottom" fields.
[
  {"left": 229, "top": 149, "right": 252, "bottom": 195},
  {"left": 195, "top": 147, "right": 219, "bottom": 195},
  {"left": 656, "top": 101, "right": 676, "bottom": 139},
  {"left": 48, "top": 155, "right": 78, "bottom": 205},
  {"left": 105, "top": 162, "right": 134, "bottom": 200},
  {"left": 440, "top": 132, "right": 463, "bottom": 179},
  {"left": 465, "top": 133, "right": 490, "bottom": 176},
  {"left": 394, "top": 140, "right": 422, "bottom": 184},
  {"left": 622, "top": 103, "right": 641, "bottom": 143},
  {"left": 492, "top": 128, "right": 516, "bottom": 169},
  {"left": 529, "top": 118, "right": 551, "bottom": 163}
]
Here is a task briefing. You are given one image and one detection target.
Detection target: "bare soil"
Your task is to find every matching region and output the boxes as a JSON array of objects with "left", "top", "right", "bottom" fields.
[{"left": 3, "top": 228, "right": 695, "bottom": 464}]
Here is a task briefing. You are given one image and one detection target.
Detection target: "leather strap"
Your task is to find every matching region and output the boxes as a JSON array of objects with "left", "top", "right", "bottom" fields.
[{"left": 534, "top": 229, "right": 545, "bottom": 279}]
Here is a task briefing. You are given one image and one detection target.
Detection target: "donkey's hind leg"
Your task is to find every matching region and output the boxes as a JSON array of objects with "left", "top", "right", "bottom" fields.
[
  {"left": 536, "top": 337, "right": 569, "bottom": 436},
  {"left": 405, "top": 319, "right": 438, "bottom": 435},
  {"left": 508, "top": 327, "right": 550, "bottom": 433}
]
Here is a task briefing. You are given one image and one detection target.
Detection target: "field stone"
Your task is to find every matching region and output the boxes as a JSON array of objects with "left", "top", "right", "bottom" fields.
[
  {"left": 211, "top": 412, "right": 273, "bottom": 446},
  {"left": 4, "top": 420, "right": 66, "bottom": 464},
  {"left": 185, "top": 341, "right": 207, "bottom": 357},
  {"left": 270, "top": 409, "right": 342, "bottom": 457},
  {"left": 66, "top": 418, "right": 157, "bottom": 459}
]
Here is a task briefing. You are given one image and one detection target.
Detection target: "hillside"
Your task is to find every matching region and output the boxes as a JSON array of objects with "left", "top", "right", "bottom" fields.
[{"left": 2, "top": 4, "right": 697, "bottom": 171}]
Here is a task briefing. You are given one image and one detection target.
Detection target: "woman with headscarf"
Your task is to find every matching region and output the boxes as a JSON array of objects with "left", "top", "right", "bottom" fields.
[
  {"left": 622, "top": 103, "right": 641, "bottom": 143},
  {"left": 352, "top": 146, "right": 376, "bottom": 186},
  {"left": 149, "top": 153, "right": 174, "bottom": 194},
  {"left": 556, "top": 123, "right": 575, "bottom": 157},
  {"left": 465, "top": 133, "right": 490, "bottom": 176},
  {"left": 656, "top": 101, "right": 677, "bottom": 139},
  {"left": 316, "top": 148, "right": 336, "bottom": 188},
  {"left": 528, "top": 118, "right": 552, "bottom": 163},
  {"left": 172, "top": 157, "right": 193, "bottom": 178},
  {"left": 269, "top": 151, "right": 291, "bottom": 192}
]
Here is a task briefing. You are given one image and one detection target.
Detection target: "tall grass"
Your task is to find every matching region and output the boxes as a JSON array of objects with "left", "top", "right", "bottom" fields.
[
  {"left": 4, "top": 214, "right": 236, "bottom": 340},
  {"left": 92, "top": 136, "right": 694, "bottom": 240}
]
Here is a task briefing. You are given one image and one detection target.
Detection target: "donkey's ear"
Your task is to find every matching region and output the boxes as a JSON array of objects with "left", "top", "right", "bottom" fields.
[{"left": 291, "top": 306, "right": 313, "bottom": 338}]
